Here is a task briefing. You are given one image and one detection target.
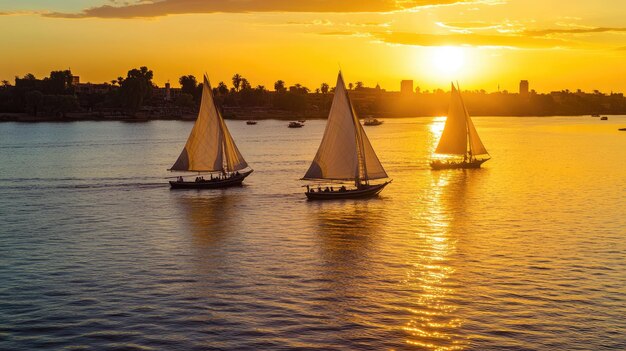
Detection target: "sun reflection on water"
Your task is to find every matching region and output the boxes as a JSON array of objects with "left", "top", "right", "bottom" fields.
[{"left": 403, "top": 170, "right": 470, "bottom": 350}]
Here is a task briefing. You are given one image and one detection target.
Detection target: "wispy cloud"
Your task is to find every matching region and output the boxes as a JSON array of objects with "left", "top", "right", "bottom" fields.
[
  {"left": 322, "top": 30, "right": 574, "bottom": 49},
  {"left": 43, "top": 0, "right": 472, "bottom": 19},
  {"left": 285, "top": 20, "right": 391, "bottom": 27},
  {"left": 376, "top": 31, "right": 572, "bottom": 48},
  {"left": 0, "top": 10, "right": 44, "bottom": 16},
  {"left": 435, "top": 20, "right": 523, "bottom": 33},
  {"left": 524, "top": 27, "right": 626, "bottom": 36}
]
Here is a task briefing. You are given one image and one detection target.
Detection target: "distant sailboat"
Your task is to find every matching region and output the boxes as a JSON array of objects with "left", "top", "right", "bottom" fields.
[
  {"left": 431, "top": 82, "right": 490, "bottom": 170},
  {"left": 302, "top": 71, "right": 391, "bottom": 200},
  {"left": 169, "top": 75, "right": 253, "bottom": 189}
]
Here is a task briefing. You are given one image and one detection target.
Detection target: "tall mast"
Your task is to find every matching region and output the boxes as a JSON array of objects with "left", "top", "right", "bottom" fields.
[
  {"left": 457, "top": 82, "right": 473, "bottom": 160},
  {"left": 345, "top": 75, "right": 367, "bottom": 185},
  {"left": 206, "top": 77, "right": 226, "bottom": 173}
]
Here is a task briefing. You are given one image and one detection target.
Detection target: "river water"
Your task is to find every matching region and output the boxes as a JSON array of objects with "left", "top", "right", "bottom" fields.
[{"left": 1, "top": 117, "right": 625, "bottom": 350}]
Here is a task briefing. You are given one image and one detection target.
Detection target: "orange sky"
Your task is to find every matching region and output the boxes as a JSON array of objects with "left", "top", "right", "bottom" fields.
[{"left": 1, "top": 0, "right": 625, "bottom": 93}]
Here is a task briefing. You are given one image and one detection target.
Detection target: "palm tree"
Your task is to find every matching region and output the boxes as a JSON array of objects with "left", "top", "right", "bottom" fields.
[
  {"left": 320, "top": 83, "right": 329, "bottom": 94},
  {"left": 232, "top": 74, "right": 242, "bottom": 92},
  {"left": 240, "top": 78, "right": 251, "bottom": 90},
  {"left": 217, "top": 82, "right": 229, "bottom": 95},
  {"left": 355, "top": 81, "right": 364, "bottom": 89},
  {"left": 274, "top": 80, "right": 286, "bottom": 93}
]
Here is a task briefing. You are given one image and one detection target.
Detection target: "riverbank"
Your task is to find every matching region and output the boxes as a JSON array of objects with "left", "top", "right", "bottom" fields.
[{"left": 1, "top": 112, "right": 617, "bottom": 123}]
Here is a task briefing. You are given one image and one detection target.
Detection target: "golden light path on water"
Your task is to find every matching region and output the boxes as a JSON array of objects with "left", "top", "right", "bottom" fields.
[{"left": 403, "top": 155, "right": 465, "bottom": 351}]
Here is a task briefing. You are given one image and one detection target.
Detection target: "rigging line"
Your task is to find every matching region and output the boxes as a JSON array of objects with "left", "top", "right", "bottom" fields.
[
  {"left": 345, "top": 74, "right": 368, "bottom": 184},
  {"left": 456, "top": 81, "right": 473, "bottom": 159},
  {"left": 207, "top": 75, "right": 228, "bottom": 173}
]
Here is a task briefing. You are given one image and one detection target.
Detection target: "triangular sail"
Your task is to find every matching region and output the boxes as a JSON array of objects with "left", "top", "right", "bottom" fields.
[
  {"left": 220, "top": 116, "right": 248, "bottom": 171},
  {"left": 435, "top": 83, "right": 468, "bottom": 155},
  {"left": 303, "top": 72, "right": 387, "bottom": 181},
  {"left": 356, "top": 122, "right": 388, "bottom": 179},
  {"left": 466, "top": 112, "right": 488, "bottom": 155},
  {"left": 170, "top": 75, "right": 248, "bottom": 172}
]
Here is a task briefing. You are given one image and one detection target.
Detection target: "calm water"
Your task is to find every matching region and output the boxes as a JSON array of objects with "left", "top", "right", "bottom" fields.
[{"left": 1, "top": 117, "right": 625, "bottom": 351}]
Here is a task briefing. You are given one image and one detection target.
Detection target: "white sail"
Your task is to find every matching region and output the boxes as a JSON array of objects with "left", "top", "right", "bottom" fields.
[
  {"left": 356, "top": 122, "right": 388, "bottom": 179},
  {"left": 220, "top": 116, "right": 249, "bottom": 171},
  {"left": 435, "top": 83, "right": 468, "bottom": 155},
  {"left": 466, "top": 109, "right": 488, "bottom": 156},
  {"left": 170, "top": 75, "right": 248, "bottom": 172},
  {"left": 303, "top": 72, "right": 387, "bottom": 181}
]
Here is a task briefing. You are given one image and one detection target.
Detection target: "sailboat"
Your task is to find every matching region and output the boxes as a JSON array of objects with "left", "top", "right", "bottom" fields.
[
  {"left": 431, "top": 82, "right": 490, "bottom": 170},
  {"left": 169, "top": 75, "right": 253, "bottom": 189},
  {"left": 302, "top": 71, "right": 391, "bottom": 200}
]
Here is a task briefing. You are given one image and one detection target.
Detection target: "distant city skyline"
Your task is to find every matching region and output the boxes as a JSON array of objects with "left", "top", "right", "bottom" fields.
[{"left": 1, "top": 1, "right": 626, "bottom": 92}]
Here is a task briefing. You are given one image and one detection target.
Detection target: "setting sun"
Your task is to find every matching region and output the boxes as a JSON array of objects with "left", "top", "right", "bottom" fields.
[{"left": 431, "top": 46, "right": 466, "bottom": 77}]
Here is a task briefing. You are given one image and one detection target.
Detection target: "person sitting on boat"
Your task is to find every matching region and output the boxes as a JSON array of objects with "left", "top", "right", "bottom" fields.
[
  {"left": 330, "top": 186, "right": 334, "bottom": 192},
  {"left": 177, "top": 176, "right": 183, "bottom": 182},
  {"left": 340, "top": 185, "right": 346, "bottom": 192},
  {"left": 324, "top": 187, "right": 330, "bottom": 192}
]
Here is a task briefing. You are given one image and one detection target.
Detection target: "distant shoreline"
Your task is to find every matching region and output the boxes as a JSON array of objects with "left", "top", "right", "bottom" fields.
[{"left": 0, "top": 112, "right": 620, "bottom": 123}]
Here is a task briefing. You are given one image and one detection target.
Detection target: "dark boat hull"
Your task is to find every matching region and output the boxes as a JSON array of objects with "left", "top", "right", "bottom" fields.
[
  {"left": 430, "top": 159, "right": 488, "bottom": 170},
  {"left": 305, "top": 181, "right": 390, "bottom": 200},
  {"left": 169, "top": 170, "right": 253, "bottom": 189}
]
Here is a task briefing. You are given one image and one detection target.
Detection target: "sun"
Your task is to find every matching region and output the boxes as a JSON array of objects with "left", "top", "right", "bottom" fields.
[{"left": 430, "top": 46, "right": 465, "bottom": 76}]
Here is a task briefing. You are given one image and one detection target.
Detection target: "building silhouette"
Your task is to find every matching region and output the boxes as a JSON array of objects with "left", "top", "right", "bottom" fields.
[
  {"left": 401, "top": 80, "right": 413, "bottom": 95},
  {"left": 520, "top": 80, "right": 529, "bottom": 97}
]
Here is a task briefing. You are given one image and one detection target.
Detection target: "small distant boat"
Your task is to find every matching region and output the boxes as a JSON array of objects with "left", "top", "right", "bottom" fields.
[
  {"left": 431, "top": 82, "right": 490, "bottom": 170},
  {"left": 302, "top": 71, "right": 391, "bottom": 200},
  {"left": 246, "top": 120, "right": 257, "bottom": 125},
  {"left": 168, "top": 75, "right": 253, "bottom": 189},
  {"left": 363, "top": 118, "right": 383, "bottom": 126},
  {"left": 288, "top": 121, "right": 304, "bottom": 128},
  {"left": 618, "top": 128, "right": 626, "bottom": 131},
  {"left": 600, "top": 116, "right": 608, "bottom": 120}
]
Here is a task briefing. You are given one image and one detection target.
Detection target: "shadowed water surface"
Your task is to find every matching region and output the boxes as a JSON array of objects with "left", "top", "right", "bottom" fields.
[{"left": 1, "top": 117, "right": 625, "bottom": 350}]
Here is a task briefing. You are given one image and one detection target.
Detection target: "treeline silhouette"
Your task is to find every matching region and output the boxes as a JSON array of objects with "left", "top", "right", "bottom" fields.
[{"left": 1, "top": 66, "right": 625, "bottom": 121}]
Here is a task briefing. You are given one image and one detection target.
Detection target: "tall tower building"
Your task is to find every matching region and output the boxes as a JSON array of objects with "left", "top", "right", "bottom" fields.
[
  {"left": 401, "top": 80, "right": 413, "bottom": 95},
  {"left": 519, "top": 80, "right": 529, "bottom": 96}
]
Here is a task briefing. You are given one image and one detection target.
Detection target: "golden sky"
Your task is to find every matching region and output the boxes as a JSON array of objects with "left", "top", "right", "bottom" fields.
[{"left": 1, "top": 0, "right": 625, "bottom": 92}]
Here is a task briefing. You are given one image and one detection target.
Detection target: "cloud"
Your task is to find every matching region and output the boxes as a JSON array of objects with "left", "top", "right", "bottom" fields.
[
  {"left": 524, "top": 27, "right": 626, "bottom": 36},
  {"left": 329, "top": 31, "right": 573, "bottom": 49},
  {"left": 43, "top": 0, "right": 470, "bottom": 18},
  {"left": 320, "top": 31, "right": 361, "bottom": 36},
  {"left": 0, "top": 10, "right": 43, "bottom": 16},
  {"left": 435, "top": 20, "right": 524, "bottom": 34}
]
